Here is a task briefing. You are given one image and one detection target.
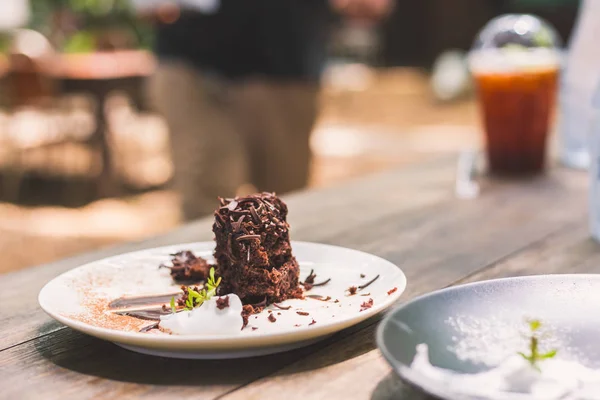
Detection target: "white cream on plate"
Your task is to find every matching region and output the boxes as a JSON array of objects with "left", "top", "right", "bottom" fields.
[
  {"left": 411, "top": 343, "right": 600, "bottom": 399},
  {"left": 159, "top": 294, "right": 243, "bottom": 335}
]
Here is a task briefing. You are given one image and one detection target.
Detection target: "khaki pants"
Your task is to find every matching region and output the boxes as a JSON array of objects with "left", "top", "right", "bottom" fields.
[{"left": 147, "top": 61, "right": 319, "bottom": 220}]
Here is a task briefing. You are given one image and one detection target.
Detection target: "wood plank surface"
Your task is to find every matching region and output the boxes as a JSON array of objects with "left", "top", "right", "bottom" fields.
[{"left": 0, "top": 156, "right": 593, "bottom": 400}]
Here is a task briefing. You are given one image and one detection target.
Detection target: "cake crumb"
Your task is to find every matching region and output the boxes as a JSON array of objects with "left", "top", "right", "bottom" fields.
[
  {"left": 268, "top": 314, "right": 277, "bottom": 323},
  {"left": 216, "top": 295, "right": 230, "bottom": 310},
  {"left": 296, "top": 311, "right": 310, "bottom": 316},
  {"left": 360, "top": 298, "right": 374, "bottom": 312},
  {"left": 160, "top": 250, "right": 211, "bottom": 282}
]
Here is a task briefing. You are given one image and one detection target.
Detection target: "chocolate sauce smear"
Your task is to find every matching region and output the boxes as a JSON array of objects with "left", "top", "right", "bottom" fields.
[
  {"left": 115, "top": 309, "right": 169, "bottom": 321},
  {"left": 109, "top": 292, "right": 181, "bottom": 323},
  {"left": 139, "top": 322, "right": 160, "bottom": 333},
  {"left": 108, "top": 292, "right": 181, "bottom": 309}
]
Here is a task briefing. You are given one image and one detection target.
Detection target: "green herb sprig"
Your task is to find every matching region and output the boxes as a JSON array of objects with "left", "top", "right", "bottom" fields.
[
  {"left": 170, "top": 267, "right": 222, "bottom": 313},
  {"left": 170, "top": 297, "right": 176, "bottom": 313},
  {"left": 517, "top": 319, "right": 557, "bottom": 371}
]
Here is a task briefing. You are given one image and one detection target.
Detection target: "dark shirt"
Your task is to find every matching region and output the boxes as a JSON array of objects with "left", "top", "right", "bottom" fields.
[{"left": 155, "top": 0, "right": 332, "bottom": 81}]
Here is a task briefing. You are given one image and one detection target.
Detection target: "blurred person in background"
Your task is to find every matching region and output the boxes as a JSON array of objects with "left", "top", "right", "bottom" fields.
[{"left": 134, "top": 0, "right": 392, "bottom": 221}]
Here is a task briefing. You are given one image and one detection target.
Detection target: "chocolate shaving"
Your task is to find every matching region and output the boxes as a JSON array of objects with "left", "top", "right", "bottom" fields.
[
  {"left": 296, "top": 311, "right": 310, "bottom": 316},
  {"left": 139, "top": 322, "right": 160, "bottom": 333},
  {"left": 347, "top": 286, "right": 358, "bottom": 295},
  {"left": 358, "top": 275, "right": 380, "bottom": 290},
  {"left": 360, "top": 293, "right": 371, "bottom": 297},
  {"left": 387, "top": 287, "right": 398, "bottom": 295},
  {"left": 360, "top": 273, "right": 366, "bottom": 278},
  {"left": 309, "top": 319, "right": 317, "bottom": 326},
  {"left": 215, "top": 212, "right": 226, "bottom": 224},
  {"left": 334, "top": 299, "right": 340, "bottom": 303},
  {"left": 294, "top": 324, "right": 301, "bottom": 327},
  {"left": 307, "top": 295, "right": 331, "bottom": 302},
  {"left": 301, "top": 270, "right": 330, "bottom": 291},
  {"left": 216, "top": 296, "right": 230, "bottom": 310},
  {"left": 268, "top": 314, "right": 277, "bottom": 323},
  {"left": 226, "top": 200, "right": 239, "bottom": 211},
  {"left": 229, "top": 209, "right": 251, "bottom": 216},
  {"left": 227, "top": 233, "right": 234, "bottom": 261},
  {"left": 116, "top": 309, "right": 166, "bottom": 321},
  {"left": 231, "top": 215, "right": 246, "bottom": 232},
  {"left": 238, "top": 197, "right": 261, "bottom": 205},
  {"left": 236, "top": 234, "right": 261, "bottom": 242},
  {"left": 312, "top": 278, "right": 331, "bottom": 287},
  {"left": 252, "top": 327, "right": 259, "bottom": 331},
  {"left": 249, "top": 206, "right": 260, "bottom": 223},
  {"left": 360, "top": 298, "right": 374, "bottom": 312},
  {"left": 250, "top": 297, "right": 268, "bottom": 309},
  {"left": 273, "top": 303, "right": 292, "bottom": 310},
  {"left": 304, "top": 269, "right": 316, "bottom": 284}
]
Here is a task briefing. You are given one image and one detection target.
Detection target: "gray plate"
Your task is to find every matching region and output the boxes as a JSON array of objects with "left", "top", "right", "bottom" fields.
[{"left": 376, "top": 275, "right": 600, "bottom": 400}]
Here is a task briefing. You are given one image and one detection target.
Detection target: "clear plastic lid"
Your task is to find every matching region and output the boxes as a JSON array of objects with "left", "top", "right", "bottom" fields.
[{"left": 468, "top": 14, "right": 562, "bottom": 74}]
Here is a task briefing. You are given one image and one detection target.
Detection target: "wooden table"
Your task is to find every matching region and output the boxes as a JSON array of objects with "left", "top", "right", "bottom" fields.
[{"left": 0, "top": 155, "right": 595, "bottom": 399}]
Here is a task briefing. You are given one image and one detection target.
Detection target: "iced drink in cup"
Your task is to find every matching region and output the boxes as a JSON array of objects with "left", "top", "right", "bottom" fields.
[{"left": 469, "top": 15, "right": 561, "bottom": 175}]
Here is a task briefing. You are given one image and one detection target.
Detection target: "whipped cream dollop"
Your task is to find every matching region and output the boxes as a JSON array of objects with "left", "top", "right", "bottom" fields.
[
  {"left": 411, "top": 344, "right": 600, "bottom": 399},
  {"left": 159, "top": 294, "right": 243, "bottom": 335}
]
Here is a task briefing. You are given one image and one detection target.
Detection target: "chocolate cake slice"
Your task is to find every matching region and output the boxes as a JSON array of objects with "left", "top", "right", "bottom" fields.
[{"left": 213, "top": 193, "right": 302, "bottom": 304}]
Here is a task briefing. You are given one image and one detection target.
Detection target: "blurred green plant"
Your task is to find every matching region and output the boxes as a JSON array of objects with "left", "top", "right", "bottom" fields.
[
  {"left": 62, "top": 30, "right": 95, "bottom": 53},
  {"left": 0, "top": 34, "right": 11, "bottom": 54},
  {"left": 66, "top": 0, "right": 130, "bottom": 16},
  {"left": 29, "top": 0, "right": 154, "bottom": 52}
]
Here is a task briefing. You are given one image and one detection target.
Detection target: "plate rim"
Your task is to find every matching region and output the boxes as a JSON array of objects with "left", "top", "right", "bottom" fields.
[
  {"left": 39, "top": 240, "right": 407, "bottom": 351},
  {"left": 376, "top": 274, "right": 600, "bottom": 400}
]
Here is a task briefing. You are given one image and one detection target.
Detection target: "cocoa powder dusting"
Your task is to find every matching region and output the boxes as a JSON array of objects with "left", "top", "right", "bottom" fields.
[{"left": 68, "top": 297, "right": 150, "bottom": 333}]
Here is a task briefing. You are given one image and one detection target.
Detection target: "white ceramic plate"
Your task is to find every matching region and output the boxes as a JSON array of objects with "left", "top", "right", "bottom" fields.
[{"left": 39, "top": 241, "right": 406, "bottom": 359}]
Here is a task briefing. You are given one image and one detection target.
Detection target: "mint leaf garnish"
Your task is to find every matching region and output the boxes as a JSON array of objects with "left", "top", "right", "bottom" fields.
[
  {"left": 181, "top": 268, "right": 222, "bottom": 311},
  {"left": 518, "top": 319, "right": 557, "bottom": 370}
]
